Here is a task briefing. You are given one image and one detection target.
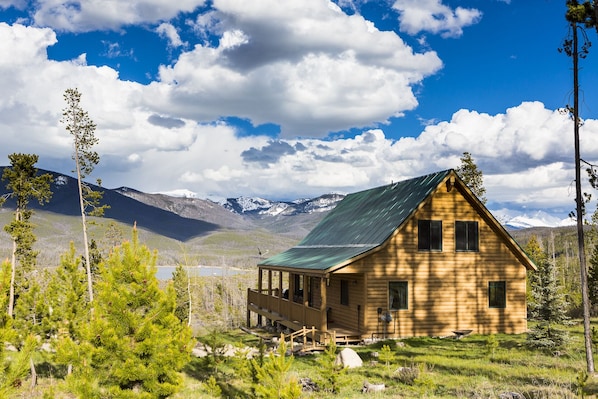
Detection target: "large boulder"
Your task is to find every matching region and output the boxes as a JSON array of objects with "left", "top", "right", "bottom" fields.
[{"left": 334, "top": 347, "right": 363, "bottom": 369}]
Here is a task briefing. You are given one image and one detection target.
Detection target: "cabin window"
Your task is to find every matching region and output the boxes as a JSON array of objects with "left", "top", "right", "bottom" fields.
[
  {"left": 389, "top": 281, "right": 408, "bottom": 310},
  {"left": 418, "top": 220, "right": 442, "bottom": 251},
  {"left": 340, "top": 280, "right": 349, "bottom": 306},
  {"left": 455, "top": 221, "right": 479, "bottom": 251},
  {"left": 488, "top": 281, "right": 506, "bottom": 308}
]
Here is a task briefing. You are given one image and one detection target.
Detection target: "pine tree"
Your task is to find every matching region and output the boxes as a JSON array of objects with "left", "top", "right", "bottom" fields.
[
  {"left": 456, "top": 151, "right": 487, "bottom": 204},
  {"left": 589, "top": 243, "right": 598, "bottom": 312},
  {"left": 61, "top": 88, "right": 108, "bottom": 304},
  {"left": 1, "top": 153, "right": 52, "bottom": 317},
  {"left": 48, "top": 244, "right": 91, "bottom": 379},
  {"left": 172, "top": 264, "right": 191, "bottom": 325},
  {"left": 47, "top": 243, "right": 90, "bottom": 340},
  {"left": 60, "top": 229, "right": 193, "bottom": 398},
  {"left": 525, "top": 235, "right": 569, "bottom": 351},
  {"left": 315, "top": 341, "right": 346, "bottom": 394},
  {"left": 252, "top": 339, "right": 301, "bottom": 399},
  {"left": 0, "top": 261, "right": 37, "bottom": 393}
]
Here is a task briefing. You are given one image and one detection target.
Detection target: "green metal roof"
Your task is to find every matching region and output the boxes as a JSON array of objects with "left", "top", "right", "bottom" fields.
[{"left": 259, "top": 170, "right": 452, "bottom": 271}]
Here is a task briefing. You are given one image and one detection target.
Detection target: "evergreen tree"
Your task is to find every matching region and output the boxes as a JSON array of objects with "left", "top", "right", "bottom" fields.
[
  {"left": 47, "top": 243, "right": 90, "bottom": 340},
  {"left": 1, "top": 153, "right": 52, "bottom": 317},
  {"left": 525, "top": 235, "right": 569, "bottom": 351},
  {"left": 61, "top": 88, "right": 108, "bottom": 304},
  {"left": 0, "top": 261, "right": 12, "bottom": 330},
  {"left": 0, "top": 261, "right": 37, "bottom": 394},
  {"left": 12, "top": 273, "right": 50, "bottom": 339},
  {"left": 315, "top": 341, "right": 345, "bottom": 394},
  {"left": 456, "top": 151, "right": 487, "bottom": 204},
  {"left": 60, "top": 229, "right": 193, "bottom": 398},
  {"left": 589, "top": 243, "right": 598, "bottom": 313},
  {"left": 252, "top": 340, "right": 301, "bottom": 399},
  {"left": 172, "top": 264, "right": 191, "bottom": 325}
]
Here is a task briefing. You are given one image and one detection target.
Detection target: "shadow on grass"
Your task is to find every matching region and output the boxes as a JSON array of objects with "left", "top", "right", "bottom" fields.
[
  {"left": 183, "top": 357, "right": 213, "bottom": 381},
  {"left": 183, "top": 358, "right": 252, "bottom": 399},
  {"left": 35, "top": 361, "right": 68, "bottom": 379}
]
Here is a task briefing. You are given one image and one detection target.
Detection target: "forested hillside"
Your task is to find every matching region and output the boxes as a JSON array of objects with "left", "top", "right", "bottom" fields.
[{"left": 511, "top": 225, "right": 597, "bottom": 316}]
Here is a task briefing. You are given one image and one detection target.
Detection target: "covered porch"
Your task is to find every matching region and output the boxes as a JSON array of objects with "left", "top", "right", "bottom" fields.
[{"left": 246, "top": 267, "right": 362, "bottom": 343}]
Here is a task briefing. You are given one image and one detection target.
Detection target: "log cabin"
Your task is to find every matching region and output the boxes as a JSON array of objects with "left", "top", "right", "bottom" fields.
[{"left": 246, "top": 169, "right": 536, "bottom": 341}]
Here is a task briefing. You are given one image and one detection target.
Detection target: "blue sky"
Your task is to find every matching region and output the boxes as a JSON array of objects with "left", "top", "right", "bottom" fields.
[{"left": 0, "top": 0, "right": 597, "bottom": 225}]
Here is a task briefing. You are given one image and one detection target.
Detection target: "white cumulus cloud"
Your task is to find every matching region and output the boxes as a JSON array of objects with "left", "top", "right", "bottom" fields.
[{"left": 392, "top": 0, "right": 482, "bottom": 38}]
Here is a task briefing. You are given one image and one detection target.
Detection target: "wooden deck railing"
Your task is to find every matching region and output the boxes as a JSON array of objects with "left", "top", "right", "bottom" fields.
[
  {"left": 247, "top": 288, "right": 323, "bottom": 330},
  {"left": 282, "top": 327, "right": 336, "bottom": 352}
]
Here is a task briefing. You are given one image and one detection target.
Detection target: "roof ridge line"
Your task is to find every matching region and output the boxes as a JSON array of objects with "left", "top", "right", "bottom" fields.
[{"left": 295, "top": 244, "right": 376, "bottom": 248}]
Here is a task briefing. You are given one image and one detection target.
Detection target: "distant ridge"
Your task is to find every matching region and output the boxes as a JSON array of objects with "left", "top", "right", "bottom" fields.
[{"left": 0, "top": 168, "right": 219, "bottom": 242}]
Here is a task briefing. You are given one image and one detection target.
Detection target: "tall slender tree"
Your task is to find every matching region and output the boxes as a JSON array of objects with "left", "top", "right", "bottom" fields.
[
  {"left": 525, "top": 236, "right": 569, "bottom": 352},
  {"left": 562, "top": 0, "right": 597, "bottom": 373},
  {"left": 1, "top": 153, "right": 52, "bottom": 317},
  {"left": 60, "top": 88, "right": 107, "bottom": 304},
  {"left": 456, "top": 151, "right": 487, "bottom": 204}
]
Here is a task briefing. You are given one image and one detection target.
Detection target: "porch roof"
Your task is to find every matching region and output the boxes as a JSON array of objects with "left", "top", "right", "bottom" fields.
[{"left": 259, "top": 170, "right": 452, "bottom": 271}]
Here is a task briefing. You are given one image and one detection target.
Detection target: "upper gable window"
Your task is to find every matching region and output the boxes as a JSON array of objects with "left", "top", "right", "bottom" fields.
[
  {"left": 418, "top": 220, "right": 442, "bottom": 251},
  {"left": 455, "top": 221, "right": 479, "bottom": 252}
]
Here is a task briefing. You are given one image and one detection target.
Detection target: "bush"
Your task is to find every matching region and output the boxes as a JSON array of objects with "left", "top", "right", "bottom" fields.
[{"left": 393, "top": 365, "right": 419, "bottom": 385}]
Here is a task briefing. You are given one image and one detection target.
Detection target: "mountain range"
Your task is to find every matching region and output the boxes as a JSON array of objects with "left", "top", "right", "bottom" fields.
[
  {"left": 0, "top": 168, "right": 340, "bottom": 266},
  {"left": 0, "top": 168, "right": 574, "bottom": 267}
]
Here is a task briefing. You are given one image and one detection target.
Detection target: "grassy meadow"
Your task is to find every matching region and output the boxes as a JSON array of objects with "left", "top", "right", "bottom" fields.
[
  {"left": 2, "top": 320, "right": 570, "bottom": 398},
  {"left": 10, "top": 320, "right": 596, "bottom": 398},
  {"left": 166, "top": 321, "right": 595, "bottom": 399}
]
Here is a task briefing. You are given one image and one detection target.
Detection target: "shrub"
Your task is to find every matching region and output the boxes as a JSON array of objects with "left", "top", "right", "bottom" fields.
[{"left": 393, "top": 365, "right": 419, "bottom": 385}]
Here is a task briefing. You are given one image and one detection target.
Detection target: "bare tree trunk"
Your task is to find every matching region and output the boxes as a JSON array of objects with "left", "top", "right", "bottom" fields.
[
  {"left": 572, "top": 22, "right": 595, "bottom": 374},
  {"left": 8, "top": 237, "right": 16, "bottom": 317},
  {"left": 74, "top": 146, "right": 94, "bottom": 304},
  {"left": 8, "top": 209, "right": 20, "bottom": 318},
  {"left": 187, "top": 269, "right": 192, "bottom": 327},
  {"left": 29, "top": 358, "right": 37, "bottom": 388}
]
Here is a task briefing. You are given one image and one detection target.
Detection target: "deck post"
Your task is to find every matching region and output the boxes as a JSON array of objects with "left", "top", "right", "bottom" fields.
[
  {"left": 302, "top": 274, "right": 308, "bottom": 323},
  {"left": 278, "top": 271, "right": 283, "bottom": 315},
  {"left": 320, "top": 276, "right": 327, "bottom": 332},
  {"left": 289, "top": 273, "right": 295, "bottom": 301},
  {"left": 267, "top": 270, "right": 272, "bottom": 296},
  {"left": 257, "top": 269, "right": 263, "bottom": 325},
  {"left": 246, "top": 289, "right": 251, "bottom": 327}
]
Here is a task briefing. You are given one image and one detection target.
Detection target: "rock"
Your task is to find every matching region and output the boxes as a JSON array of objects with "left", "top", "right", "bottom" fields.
[
  {"left": 362, "top": 380, "right": 385, "bottom": 393},
  {"left": 499, "top": 393, "right": 524, "bottom": 399},
  {"left": 192, "top": 346, "right": 208, "bottom": 357},
  {"left": 300, "top": 377, "right": 319, "bottom": 392},
  {"left": 334, "top": 347, "right": 363, "bottom": 369}
]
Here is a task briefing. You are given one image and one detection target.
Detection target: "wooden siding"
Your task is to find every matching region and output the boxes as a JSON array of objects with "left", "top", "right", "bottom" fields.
[
  {"left": 340, "top": 184, "right": 528, "bottom": 338},
  {"left": 326, "top": 274, "right": 365, "bottom": 333}
]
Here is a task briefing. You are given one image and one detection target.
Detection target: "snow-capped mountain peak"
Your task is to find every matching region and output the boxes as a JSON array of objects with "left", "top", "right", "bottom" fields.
[
  {"left": 155, "top": 189, "right": 199, "bottom": 199},
  {"left": 493, "top": 209, "right": 575, "bottom": 229},
  {"left": 221, "top": 193, "right": 345, "bottom": 217}
]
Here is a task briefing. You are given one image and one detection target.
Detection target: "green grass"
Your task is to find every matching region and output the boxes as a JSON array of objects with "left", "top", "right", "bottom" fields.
[
  {"left": 11, "top": 321, "right": 598, "bottom": 398},
  {"left": 173, "top": 322, "right": 595, "bottom": 399}
]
